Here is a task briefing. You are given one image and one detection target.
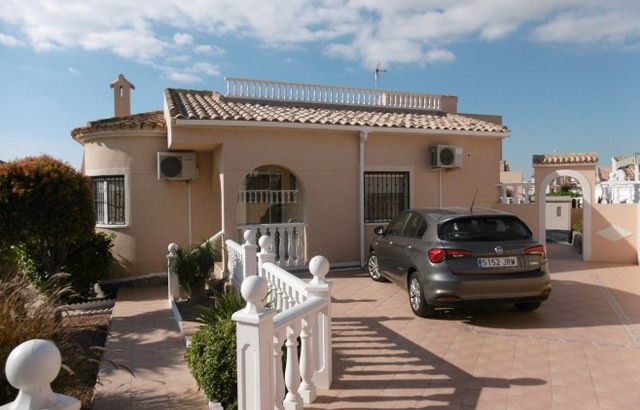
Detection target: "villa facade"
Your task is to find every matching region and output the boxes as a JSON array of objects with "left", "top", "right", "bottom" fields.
[{"left": 72, "top": 75, "right": 510, "bottom": 279}]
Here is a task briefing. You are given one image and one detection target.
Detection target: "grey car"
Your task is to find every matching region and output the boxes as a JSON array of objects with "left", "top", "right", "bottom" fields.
[{"left": 367, "top": 207, "right": 551, "bottom": 317}]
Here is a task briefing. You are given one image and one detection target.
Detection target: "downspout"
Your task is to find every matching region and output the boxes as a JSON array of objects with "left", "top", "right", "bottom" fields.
[{"left": 359, "top": 130, "right": 368, "bottom": 268}]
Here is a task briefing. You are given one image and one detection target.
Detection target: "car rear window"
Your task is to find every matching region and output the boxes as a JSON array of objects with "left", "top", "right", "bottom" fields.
[{"left": 440, "top": 216, "right": 532, "bottom": 242}]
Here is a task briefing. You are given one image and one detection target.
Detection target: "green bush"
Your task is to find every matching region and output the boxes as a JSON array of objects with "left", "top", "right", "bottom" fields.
[
  {"left": 185, "top": 319, "right": 237, "bottom": 410},
  {"left": 0, "top": 156, "right": 95, "bottom": 288},
  {"left": 17, "top": 232, "right": 114, "bottom": 300}
]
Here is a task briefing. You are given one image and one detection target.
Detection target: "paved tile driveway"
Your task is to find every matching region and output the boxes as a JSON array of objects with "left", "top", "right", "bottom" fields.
[{"left": 308, "top": 247, "right": 640, "bottom": 409}]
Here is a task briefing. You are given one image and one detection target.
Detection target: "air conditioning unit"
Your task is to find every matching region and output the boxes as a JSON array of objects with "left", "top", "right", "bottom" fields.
[
  {"left": 157, "top": 152, "right": 198, "bottom": 180},
  {"left": 430, "top": 145, "right": 463, "bottom": 169}
]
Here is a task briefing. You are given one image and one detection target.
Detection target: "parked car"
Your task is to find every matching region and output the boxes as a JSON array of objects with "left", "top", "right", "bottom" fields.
[{"left": 367, "top": 207, "right": 551, "bottom": 317}]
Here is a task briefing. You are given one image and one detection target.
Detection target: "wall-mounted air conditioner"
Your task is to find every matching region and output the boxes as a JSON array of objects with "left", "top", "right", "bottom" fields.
[
  {"left": 157, "top": 152, "right": 198, "bottom": 180},
  {"left": 430, "top": 145, "right": 463, "bottom": 169}
]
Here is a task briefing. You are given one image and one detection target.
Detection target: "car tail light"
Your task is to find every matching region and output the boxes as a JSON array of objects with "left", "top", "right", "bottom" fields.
[
  {"left": 525, "top": 244, "right": 546, "bottom": 258},
  {"left": 428, "top": 248, "right": 472, "bottom": 263}
]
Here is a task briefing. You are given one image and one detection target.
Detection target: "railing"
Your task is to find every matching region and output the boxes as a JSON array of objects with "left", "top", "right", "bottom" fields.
[
  {"left": 238, "top": 223, "right": 306, "bottom": 268},
  {"left": 238, "top": 189, "right": 298, "bottom": 204},
  {"left": 597, "top": 181, "right": 640, "bottom": 204},
  {"left": 496, "top": 182, "right": 536, "bottom": 204},
  {"left": 497, "top": 181, "right": 640, "bottom": 205},
  {"left": 230, "top": 230, "right": 332, "bottom": 410},
  {"left": 1, "top": 339, "right": 81, "bottom": 410},
  {"left": 225, "top": 77, "right": 442, "bottom": 111}
]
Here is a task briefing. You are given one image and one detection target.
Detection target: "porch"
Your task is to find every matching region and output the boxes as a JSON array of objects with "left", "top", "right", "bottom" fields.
[{"left": 91, "top": 246, "right": 640, "bottom": 409}]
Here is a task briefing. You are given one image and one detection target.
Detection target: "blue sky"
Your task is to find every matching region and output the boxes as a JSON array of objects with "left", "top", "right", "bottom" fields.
[{"left": 1, "top": 0, "right": 639, "bottom": 178}]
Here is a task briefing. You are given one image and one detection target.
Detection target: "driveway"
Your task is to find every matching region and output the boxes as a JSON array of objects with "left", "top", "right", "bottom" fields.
[{"left": 308, "top": 244, "right": 640, "bottom": 409}]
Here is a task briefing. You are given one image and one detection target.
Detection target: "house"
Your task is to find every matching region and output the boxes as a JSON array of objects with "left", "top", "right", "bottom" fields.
[{"left": 72, "top": 75, "right": 511, "bottom": 280}]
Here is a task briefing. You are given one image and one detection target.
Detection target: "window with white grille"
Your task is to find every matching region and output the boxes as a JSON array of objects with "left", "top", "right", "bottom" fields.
[{"left": 92, "top": 176, "right": 126, "bottom": 225}]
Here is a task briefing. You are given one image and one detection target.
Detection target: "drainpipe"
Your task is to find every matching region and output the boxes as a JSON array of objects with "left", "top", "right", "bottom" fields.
[{"left": 359, "top": 130, "right": 368, "bottom": 268}]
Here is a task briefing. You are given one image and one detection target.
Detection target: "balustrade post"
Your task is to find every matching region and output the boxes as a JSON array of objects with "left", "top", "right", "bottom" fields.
[
  {"left": 298, "top": 314, "right": 317, "bottom": 403},
  {"left": 232, "top": 276, "right": 276, "bottom": 410},
  {"left": 242, "top": 229, "right": 258, "bottom": 282},
  {"left": 1, "top": 339, "right": 80, "bottom": 410},
  {"left": 283, "top": 324, "right": 303, "bottom": 410},
  {"left": 167, "top": 243, "right": 181, "bottom": 304},
  {"left": 306, "top": 255, "right": 333, "bottom": 389}
]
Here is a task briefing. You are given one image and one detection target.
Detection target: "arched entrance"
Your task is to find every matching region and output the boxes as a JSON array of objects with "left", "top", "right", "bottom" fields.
[
  {"left": 237, "top": 165, "right": 306, "bottom": 266},
  {"left": 538, "top": 170, "right": 592, "bottom": 261}
]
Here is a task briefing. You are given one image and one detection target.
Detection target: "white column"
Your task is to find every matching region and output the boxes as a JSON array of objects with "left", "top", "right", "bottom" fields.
[
  {"left": 232, "top": 276, "right": 276, "bottom": 410},
  {"left": 167, "top": 243, "right": 180, "bottom": 303},
  {"left": 306, "top": 255, "right": 332, "bottom": 388},
  {"left": 242, "top": 229, "right": 258, "bottom": 282}
]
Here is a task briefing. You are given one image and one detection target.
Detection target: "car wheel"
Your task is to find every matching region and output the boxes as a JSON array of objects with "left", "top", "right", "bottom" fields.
[
  {"left": 514, "top": 301, "right": 541, "bottom": 312},
  {"left": 367, "top": 252, "right": 388, "bottom": 282},
  {"left": 408, "top": 272, "right": 435, "bottom": 317}
]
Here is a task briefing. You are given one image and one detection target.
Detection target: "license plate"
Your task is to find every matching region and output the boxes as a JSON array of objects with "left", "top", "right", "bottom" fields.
[{"left": 477, "top": 257, "right": 518, "bottom": 268}]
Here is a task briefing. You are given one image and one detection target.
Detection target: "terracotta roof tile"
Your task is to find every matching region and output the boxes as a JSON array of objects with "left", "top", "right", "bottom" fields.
[
  {"left": 164, "top": 89, "right": 509, "bottom": 134},
  {"left": 71, "top": 111, "right": 165, "bottom": 139},
  {"left": 532, "top": 152, "right": 598, "bottom": 166}
]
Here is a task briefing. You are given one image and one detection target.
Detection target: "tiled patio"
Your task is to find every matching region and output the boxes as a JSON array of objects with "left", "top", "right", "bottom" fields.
[{"left": 93, "top": 243, "right": 640, "bottom": 409}]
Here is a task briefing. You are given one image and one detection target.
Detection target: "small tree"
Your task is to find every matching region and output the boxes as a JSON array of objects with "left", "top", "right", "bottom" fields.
[{"left": 0, "top": 156, "right": 96, "bottom": 291}]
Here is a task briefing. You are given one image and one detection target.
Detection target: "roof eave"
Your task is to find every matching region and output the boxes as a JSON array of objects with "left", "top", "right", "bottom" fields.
[{"left": 172, "top": 118, "right": 511, "bottom": 139}]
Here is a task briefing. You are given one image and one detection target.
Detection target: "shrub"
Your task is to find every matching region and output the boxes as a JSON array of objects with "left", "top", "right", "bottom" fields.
[
  {"left": 17, "top": 232, "right": 114, "bottom": 300},
  {"left": 0, "top": 156, "right": 94, "bottom": 285},
  {"left": 185, "top": 288, "right": 248, "bottom": 409},
  {"left": 185, "top": 319, "right": 237, "bottom": 410}
]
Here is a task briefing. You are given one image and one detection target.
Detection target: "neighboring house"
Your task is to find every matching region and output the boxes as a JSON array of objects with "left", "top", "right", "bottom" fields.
[{"left": 72, "top": 75, "right": 510, "bottom": 280}]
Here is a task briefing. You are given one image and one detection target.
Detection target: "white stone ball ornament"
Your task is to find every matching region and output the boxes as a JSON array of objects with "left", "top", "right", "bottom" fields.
[{"left": 1, "top": 339, "right": 80, "bottom": 410}]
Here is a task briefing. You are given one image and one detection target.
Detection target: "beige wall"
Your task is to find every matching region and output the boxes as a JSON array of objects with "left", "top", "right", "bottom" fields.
[
  {"left": 591, "top": 204, "right": 638, "bottom": 264},
  {"left": 82, "top": 131, "right": 218, "bottom": 279},
  {"left": 169, "top": 125, "right": 506, "bottom": 268}
]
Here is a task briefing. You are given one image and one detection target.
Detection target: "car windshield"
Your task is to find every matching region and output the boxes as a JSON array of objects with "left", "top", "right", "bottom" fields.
[{"left": 440, "top": 216, "right": 532, "bottom": 242}]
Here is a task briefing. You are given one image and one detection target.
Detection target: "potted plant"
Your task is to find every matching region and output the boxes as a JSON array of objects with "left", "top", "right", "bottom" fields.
[{"left": 173, "top": 241, "right": 217, "bottom": 305}]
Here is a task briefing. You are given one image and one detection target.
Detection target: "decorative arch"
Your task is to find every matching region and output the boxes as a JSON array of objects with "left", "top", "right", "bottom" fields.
[
  {"left": 538, "top": 170, "right": 592, "bottom": 261},
  {"left": 238, "top": 164, "right": 304, "bottom": 225}
]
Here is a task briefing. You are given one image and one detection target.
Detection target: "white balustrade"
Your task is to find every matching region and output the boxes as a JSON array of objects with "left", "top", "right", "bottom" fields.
[
  {"left": 238, "top": 223, "right": 306, "bottom": 268},
  {"left": 1, "top": 339, "right": 80, "bottom": 410},
  {"left": 225, "top": 77, "right": 442, "bottom": 111},
  {"left": 496, "top": 182, "right": 536, "bottom": 204},
  {"left": 238, "top": 189, "right": 298, "bottom": 204},
  {"left": 231, "top": 232, "right": 332, "bottom": 410},
  {"left": 225, "top": 238, "right": 245, "bottom": 290},
  {"left": 597, "top": 181, "right": 640, "bottom": 204}
]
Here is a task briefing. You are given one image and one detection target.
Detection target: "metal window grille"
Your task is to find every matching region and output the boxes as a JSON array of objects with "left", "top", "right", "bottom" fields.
[
  {"left": 364, "top": 172, "right": 409, "bottom": 223},
  {"left": 92, "top": 176, "right": 125, "bottom": 225}
]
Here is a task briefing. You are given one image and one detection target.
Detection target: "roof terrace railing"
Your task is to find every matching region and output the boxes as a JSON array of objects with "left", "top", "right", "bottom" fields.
[{"left": 225, "top": 77, "right": 442, "bottom": 111}]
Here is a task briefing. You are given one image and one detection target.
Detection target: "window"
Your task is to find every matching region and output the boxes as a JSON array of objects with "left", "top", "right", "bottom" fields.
[
  {"left": 403, "top": 212, "right": 427, "bottom": 239},
  {"left": 364, "top": 172, "right": 409, "bottom": 223},
  {"left": 92, "top": 176, "right": 126, "bottom": 225}
]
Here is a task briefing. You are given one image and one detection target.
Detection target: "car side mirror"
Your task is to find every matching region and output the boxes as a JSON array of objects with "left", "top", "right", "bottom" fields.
[{"left": 374, "top": 226, "right": 385, "bottom": 235}]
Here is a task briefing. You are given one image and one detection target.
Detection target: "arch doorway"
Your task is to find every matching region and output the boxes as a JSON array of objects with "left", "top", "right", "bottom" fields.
[
  {"left": 237, "top": 165, "right": 306, "bottom": 266},
  {"left": 538, "top": 170, "right": 592, "bottom": 261}
]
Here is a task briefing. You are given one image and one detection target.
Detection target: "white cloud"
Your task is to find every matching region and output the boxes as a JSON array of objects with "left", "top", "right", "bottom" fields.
[
  {"left": 194, "top": 44, "right": 226, "bottom": 55},
  {"left": 0, "top": 32, "right": 23, "bottom": 47},
  {"left": 173, "top": 32, "right": 193, "bottom": 45},
  {"left": 68, "top": 66, "right": 81, "bottom": 74},
  {"left": 189, "top": 62, "right": 220, "bottom": 76},
  {"left": 1, "top": 0, "right": 639, "bottom": 71},
  {"left": 165, "top": 70, "right": 202, "bottom": 83}
]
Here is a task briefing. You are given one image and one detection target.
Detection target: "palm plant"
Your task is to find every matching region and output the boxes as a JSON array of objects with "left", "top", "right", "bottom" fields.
[{"left": 173, "top": 241, "right": 217, "bottom": 305}]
